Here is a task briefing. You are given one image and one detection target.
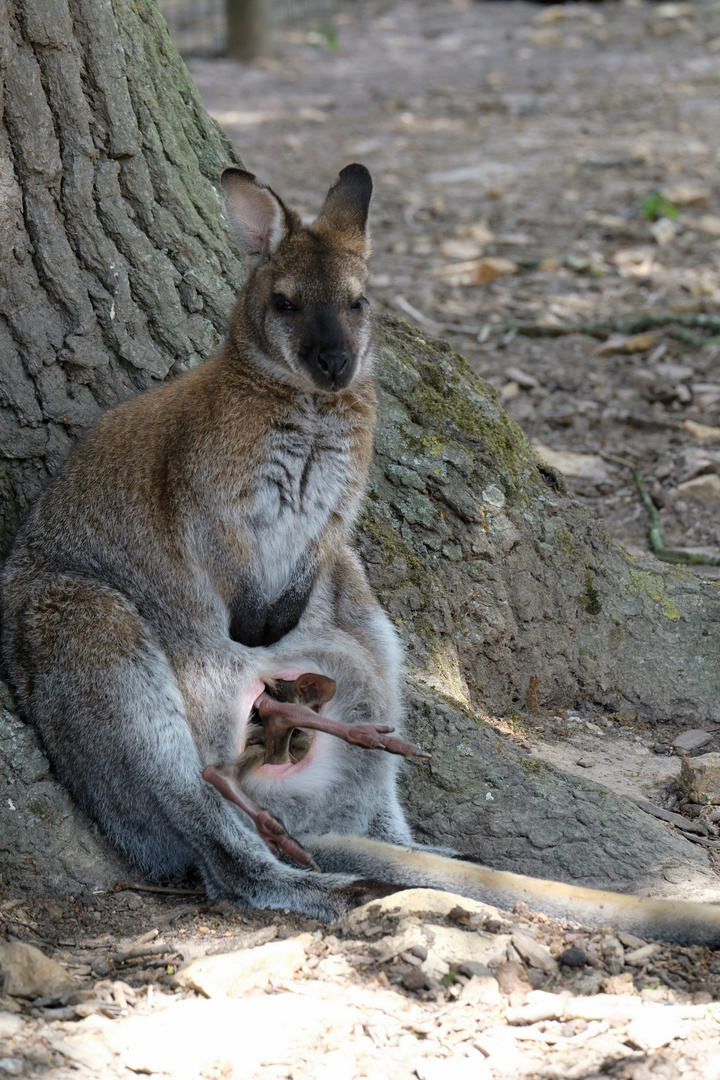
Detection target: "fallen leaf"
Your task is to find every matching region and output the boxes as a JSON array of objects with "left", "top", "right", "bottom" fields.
[
  {"left": 470, "top": 256, "right": 518, "bottom": 284},
  {"left": 660, "top": 183, "right": 710, "bottom": 209},
  {"left": 440, "top": 238, "right": 484, "bottom": 260},
  {"left": 684, "top": 419, "right": 720, "bottom": 441},
  {"left": 596, "top": 331, "right": 661, "bottom": 356}
]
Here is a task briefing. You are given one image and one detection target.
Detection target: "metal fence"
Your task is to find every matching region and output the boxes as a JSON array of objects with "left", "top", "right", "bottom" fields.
[{"left": 158, "top": 0, "right": 339, "bottom": 56}]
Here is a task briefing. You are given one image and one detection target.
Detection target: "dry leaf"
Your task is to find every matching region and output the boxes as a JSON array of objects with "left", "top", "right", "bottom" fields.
[
  {"left": 660, "top": 183, "right": 710, "bottom": 209},
  {"left": 684, "top": 419, "right": 720, "bottom": 442},
  {"left": 596, "top": 331, "right": 661, "bottom": 356},
  {"left": 471, "top": 256, "right": 518, "bottom": 284}
]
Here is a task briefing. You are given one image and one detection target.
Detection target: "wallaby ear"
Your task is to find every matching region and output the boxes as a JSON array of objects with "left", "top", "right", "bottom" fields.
[
  {"left": 293, "top": 673, "right": 337, "bottom": 711},
  {"left": 315, "top": 163, "right": 373, "bottom": 243},
  {"left": 220, "top": 168, "right": 288, "bottom": 261}
]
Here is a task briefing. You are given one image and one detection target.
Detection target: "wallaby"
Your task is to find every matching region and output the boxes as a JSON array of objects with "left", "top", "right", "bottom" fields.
[{"left": 3, "top": 165, "right": 720, "bottom": 944}]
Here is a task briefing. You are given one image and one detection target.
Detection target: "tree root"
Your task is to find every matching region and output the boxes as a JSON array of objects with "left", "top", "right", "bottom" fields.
[{"left": 634, "top": 469, "right": 720, "bottom": 566}]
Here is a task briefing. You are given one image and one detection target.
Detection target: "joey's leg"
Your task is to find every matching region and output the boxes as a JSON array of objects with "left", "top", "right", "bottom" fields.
[
  {"left": 202, "top": 754, "right": 320, "bottom": 870},
  {"left": 256, "top": 693, "right": 429, "bottom": 760}
]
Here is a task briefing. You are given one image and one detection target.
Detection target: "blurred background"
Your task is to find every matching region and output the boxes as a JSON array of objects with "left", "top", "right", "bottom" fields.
[{"left": 156, "top": 0, "right": 720, "bottom": 570}]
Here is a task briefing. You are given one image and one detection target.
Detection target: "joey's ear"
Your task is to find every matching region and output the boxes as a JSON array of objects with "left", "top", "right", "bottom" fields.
[
  {"left": 293, "top": 673, "right": 337, "bottom": 710},
  {"left": 220, "top": 168, "right": 290, "bottom": 261},
  {"left": 315, "top": 163, "right": 373, "bottom": 245}
]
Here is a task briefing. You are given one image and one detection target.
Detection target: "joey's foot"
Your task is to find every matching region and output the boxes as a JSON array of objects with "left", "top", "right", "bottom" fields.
[
  {"left": 256, "top": 693, "right": 430, "bottom": 760},
  {"left": 202, "top": 764, "right": 320, "bottom": 871},
  {"left": 254, "top": 809, "right": 322, "bottom": 872}
]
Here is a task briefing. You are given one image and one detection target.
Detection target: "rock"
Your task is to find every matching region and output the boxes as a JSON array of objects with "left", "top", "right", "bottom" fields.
[
  {"left": 674, "top": 475, "right": 720, "bottom": 508},
  {"left": 672, "top": 729, "right": 716, "bottom": 752},
  {"left": 626, "top": 1007, "right": 681, "bottom": 1050},
  {"left": 0, "top": 942, "right": 76, "bottom": 1000},
  {"left": 532, "top": 443, "right": 609, "bottom": 483},
  {"left": 617, "top": 931, "right": 646, "bottom": 950},
  {"left": 402, "top": 969, "right": 432, "bottom": 992},
  {"left": 505, "top": 990, "right": 565, "bottom": 1025},
  {"left": 457, "top": 961, "right": 493, "bottom": 979},
  {"left": 423, "top": 924, "right": 510, "bottom": 970},
  {"left": 54, "top": 995, "right": 358, "bottom": 1078},
  {"left": 0, "top": 1059, "right": 24, "bottom": 1076},
  {"left": 458, "top": 973, "right": 502, "bottom": 1007},
  {"left": 558, "top": 945, "right": 587, "bottom": 968},
  {"left": 697, "top": 215, "right": 720, "bottom": 237},
  {"left": 340, "top": 888, "right": 503, "bottom": 936},
  {"left": 494, "top": 960, "right": 532, "bottom": 997},
  {"left": 417, "top": 1056, "right": 492, "bottom": 1080},
  {"left": 511, "top": 932, "right": 559, "bottom": 975},
  {"left": 173, "top": 936, "right": 310, "bottom": 998},
  {"left": 680, "top": 752, "right": 720, "bottom": 803},
  {"left": 619, "top": 943, "right": 661, "bottom": 967},
  {"left": 600, "top": 934, "right": 624, "bottom": 975},
  {"left": 601, "top": 972, "right": 638, "bottom": 995},
  {"left": 0, "top": 1014, "right": 24, "bottom": 1038},
  {"left": 504, "top": 367, "right": 538, "bottom": 390}
]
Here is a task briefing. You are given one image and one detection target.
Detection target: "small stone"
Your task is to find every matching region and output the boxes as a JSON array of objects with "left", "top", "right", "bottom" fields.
[
  {"left": 494, "top": 960, "right": 531, "bottom": 996},
  {"left": 0, "top": 1059, "right": 24, "bottom": 1076},
  {"left": 576, "top": 757, "right": 596, "bottom": 768},
  {"left": 173, "top": 937, "right": 309, "bottom": 998},
  {"left": 680, "top": 752, "right": 720, "bottom": 802},
  {"left": 601, "top": 972, "right": 637, "bottom": 996},
  {"left": 402, "top": 968, "right": 431, "bottom": 992},
  {"left": 674, "top": 476, "right": 720, "bottom": 508},
  {"left": 504, "top": 367, "right": 538, "bottom": 390},
  {"left": 505, "top": 990, "right": 565, "bottom": 1025},
  {"left": 457, "top": 961, "right": 493, "bottom": 979},
  {"left": 511, "top": 932, "right": 559, "bottom": 975},
  {"left": 559, "top": 945, "right": 587, "bottom": 968},
  {"left": 626, "top": 1007, "right": 681, "bottom": 1050},
  {"left": 458, "top": 974, "right": 502, "bottom": 1007},
  {"left": 624, "top": 943, "right": 661, "bottom": 966},
  {"left": 410, "top": 944, "right": 428, "bottom": 961},
  {"left": 0, "top": 942, "right": 77, "bottom": 1000},
  {"left": 617, "top": 931, "right": 646, "bottom": 951}
]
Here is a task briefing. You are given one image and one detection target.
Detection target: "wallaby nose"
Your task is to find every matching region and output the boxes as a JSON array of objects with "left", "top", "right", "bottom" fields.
[{"left": 315, "top": 348, "right": 349, "bottom": 381}]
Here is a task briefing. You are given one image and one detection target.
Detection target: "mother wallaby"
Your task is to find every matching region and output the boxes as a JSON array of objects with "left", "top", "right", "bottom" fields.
[{"left": 4, "top": 165, "right": 720, "bottom": 943}]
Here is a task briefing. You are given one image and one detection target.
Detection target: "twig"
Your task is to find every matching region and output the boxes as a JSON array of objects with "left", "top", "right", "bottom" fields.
[
  {"left": 510, "top": 310, "right": 720, "bottom": 341},
  {"left": 633, "top": 469, "right": 720, "bottom": 566},
  {"left": 114, "top": 881, "right": 206, "bottom": 896}
]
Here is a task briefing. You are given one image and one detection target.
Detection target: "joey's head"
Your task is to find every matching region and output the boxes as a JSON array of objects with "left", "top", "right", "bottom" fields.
[{"left": 221, "top": 164, "right": 374, "bottom": 393}]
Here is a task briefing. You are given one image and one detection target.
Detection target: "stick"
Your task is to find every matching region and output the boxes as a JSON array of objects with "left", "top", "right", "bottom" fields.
[{"left": 633, "top": 469, "right": 720, "bottom": 566}]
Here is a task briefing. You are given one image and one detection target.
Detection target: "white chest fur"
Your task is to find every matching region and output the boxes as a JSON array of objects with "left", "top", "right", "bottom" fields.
[{"left": 248, "top": 398, "right": 355, "bottom": 599}]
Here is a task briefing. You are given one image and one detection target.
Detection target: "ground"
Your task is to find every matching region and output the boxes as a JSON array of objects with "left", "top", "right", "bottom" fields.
[{"left": 3, "top": 1, "right": 720, "bottom": 1076}]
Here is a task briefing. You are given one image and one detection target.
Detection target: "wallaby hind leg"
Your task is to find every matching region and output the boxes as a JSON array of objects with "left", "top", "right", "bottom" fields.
[{"left": 15, "top": 575, "right": 359, "bottom": 917}]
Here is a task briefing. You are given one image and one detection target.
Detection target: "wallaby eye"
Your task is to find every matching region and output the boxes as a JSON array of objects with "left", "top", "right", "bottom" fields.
[
  {"left": 273, "top": 294, "right": 298, "bottom": 313},
  {"left": 350, "top": 297, "right": 368, "bottom": 312}
]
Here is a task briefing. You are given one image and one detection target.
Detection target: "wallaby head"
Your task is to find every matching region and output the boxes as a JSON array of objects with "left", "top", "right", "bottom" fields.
[{"left": 221, "top": 164, "right": 373, "bottom": 393}]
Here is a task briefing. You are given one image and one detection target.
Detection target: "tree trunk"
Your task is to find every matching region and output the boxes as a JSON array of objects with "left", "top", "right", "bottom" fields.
[
  {"left": 0, "top": 0, "right": 244, "bottom": 550},
  {"left": 1, "top": 0, "right": 718, "bottom": 902}
]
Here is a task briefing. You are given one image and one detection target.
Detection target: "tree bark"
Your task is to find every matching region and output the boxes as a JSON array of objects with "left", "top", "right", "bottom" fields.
[
  {"left": 0, "top": 0, "right": 244, "bottom": 551},
  {"left": 1, "top": 0, "right": 718, "bottom": 902}
]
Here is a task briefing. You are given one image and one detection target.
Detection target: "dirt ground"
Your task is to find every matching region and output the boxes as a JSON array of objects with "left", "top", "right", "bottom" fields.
[{"left": 3, "top": 1, "right": 720, "bottom": 1076}]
